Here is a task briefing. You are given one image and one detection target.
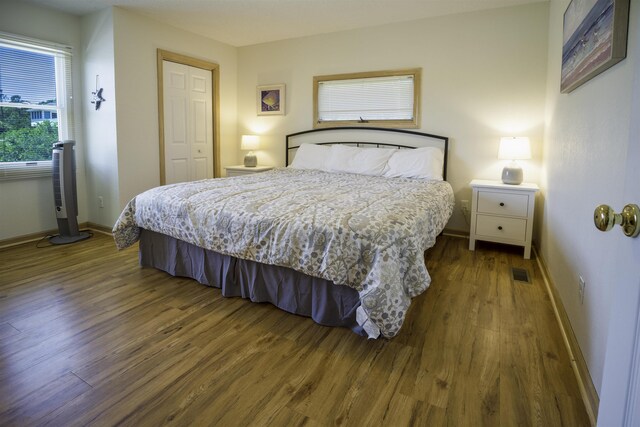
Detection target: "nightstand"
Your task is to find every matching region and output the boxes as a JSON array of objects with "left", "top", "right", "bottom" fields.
[
  {"left": 225, "top": 165, "right": 273, "bottom": 177},
  {"left": 469, "top": 179, "right": 539, "bottom": 259}
]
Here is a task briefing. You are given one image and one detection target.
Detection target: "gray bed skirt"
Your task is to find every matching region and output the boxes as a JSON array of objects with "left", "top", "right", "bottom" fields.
[{"left": 139, "top": 229, "right": 365, "bottom": 336}]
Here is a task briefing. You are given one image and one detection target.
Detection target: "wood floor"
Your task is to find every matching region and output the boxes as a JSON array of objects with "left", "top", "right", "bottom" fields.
[{"left": 0, "top": 233, "right": 589, "bottom": 426}]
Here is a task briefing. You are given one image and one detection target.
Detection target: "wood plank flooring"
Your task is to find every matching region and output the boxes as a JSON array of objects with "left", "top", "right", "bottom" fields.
[{"left": 0, "top": 233, "right": 590, "bottom": 426}]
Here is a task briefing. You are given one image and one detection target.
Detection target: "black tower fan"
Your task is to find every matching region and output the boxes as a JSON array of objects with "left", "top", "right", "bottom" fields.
[{"left": 50, "top": 141, "right": 90, "bottom": 244}]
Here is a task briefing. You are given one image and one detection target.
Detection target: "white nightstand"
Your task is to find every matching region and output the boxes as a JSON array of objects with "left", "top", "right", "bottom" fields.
[
  {"left": 468, "top": 179, "right": 539, "bottom": 259},
  {"left": 225, "top": 165, "right": 273, "bottom": 177}
]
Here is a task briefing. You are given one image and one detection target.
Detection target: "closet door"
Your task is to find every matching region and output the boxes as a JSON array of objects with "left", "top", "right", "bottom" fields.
[{"left": 162, "top": 60, "right": 213, "bottom": 184}]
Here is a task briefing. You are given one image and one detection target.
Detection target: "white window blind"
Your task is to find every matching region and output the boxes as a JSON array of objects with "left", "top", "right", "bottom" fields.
[
  {"left": 0, "top": 31, "right": 73, "bottom": 180},
  {"left": 317, "top": 74, "right": 415, "bottom": 123}
]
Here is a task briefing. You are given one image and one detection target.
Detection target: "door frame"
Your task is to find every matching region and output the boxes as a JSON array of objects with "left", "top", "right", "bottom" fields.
[{"left": 157, "top": 49, "right": 220, "bottom": 184}]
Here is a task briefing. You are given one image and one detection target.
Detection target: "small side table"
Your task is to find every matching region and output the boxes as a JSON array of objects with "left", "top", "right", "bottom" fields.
[
  {"left": 468, "top": 179, "right": 539, "bottom": 259},
  {"left": 225, "top": 165, "right": 273, "bottom": 177}
]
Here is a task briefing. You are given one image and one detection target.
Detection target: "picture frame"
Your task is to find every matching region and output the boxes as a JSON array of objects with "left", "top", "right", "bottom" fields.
[
  {"left": 561, "top": 0, "right": 630, "bottom": 93},
  {"left": 257, "top": 84, "right": 285, "bottom": 115}
]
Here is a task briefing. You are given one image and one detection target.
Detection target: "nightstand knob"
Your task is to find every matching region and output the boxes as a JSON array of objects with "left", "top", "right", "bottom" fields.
[
  {"left": 498, "top": 226, "right": 503, "bottom": 231},
  {"left": 499, "top": 202, "right": 505, "bottom": 207}
]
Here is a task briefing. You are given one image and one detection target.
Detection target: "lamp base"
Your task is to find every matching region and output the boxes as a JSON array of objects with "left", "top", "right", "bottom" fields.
[
  {"left": 502, "top": 163, "right": 523, "bottom": 185},
  {"left": 244, "top": 152, "right": 257, "bottom": 167}
]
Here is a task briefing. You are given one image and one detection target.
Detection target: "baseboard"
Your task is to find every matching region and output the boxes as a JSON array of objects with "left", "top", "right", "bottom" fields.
[
  {"left": 0, "top": 222, "right": 112, "bottom": 249},
  {"left": 533, "top": 245, "right": 599, "bottom": 426},
  {"left": 85, "top": 222, "right": 113, "bottom": 236},
  {"left": 0, "top": 228, "right": 57, "bottom": 249},
  {"left": 442, "top": 228, "right": 469, "bottom": 238}
]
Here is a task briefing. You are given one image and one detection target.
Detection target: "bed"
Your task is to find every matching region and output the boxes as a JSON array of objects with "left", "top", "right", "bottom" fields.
[{"left": 113, "top": 127, "right": 454, "bottom": 338}]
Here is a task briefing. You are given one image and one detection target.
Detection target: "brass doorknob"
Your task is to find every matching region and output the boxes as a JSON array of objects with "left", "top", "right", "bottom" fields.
[{"left": 594, "top": 204, "right": 640, "bottom": 237}]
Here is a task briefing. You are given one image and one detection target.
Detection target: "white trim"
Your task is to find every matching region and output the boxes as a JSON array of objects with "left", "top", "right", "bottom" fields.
[
  {"left": 0, "top": 31, "right": 72, "bottom": 56},
  {"left": 534, "top": 246, "right": 598, "bottom": 426}
]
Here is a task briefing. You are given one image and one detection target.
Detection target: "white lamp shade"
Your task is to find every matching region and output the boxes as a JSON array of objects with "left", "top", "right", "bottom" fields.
[
  {"left": 498, "top": 137, "right": 531, "bottom": 160},
  {"left": 240, "top": 135, "right": 260, "bottom": 151}
]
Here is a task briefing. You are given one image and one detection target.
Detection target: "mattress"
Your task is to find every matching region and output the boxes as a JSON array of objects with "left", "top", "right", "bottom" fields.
[{"left": 113, "top": 168, "right": 454, "bottom": 338}]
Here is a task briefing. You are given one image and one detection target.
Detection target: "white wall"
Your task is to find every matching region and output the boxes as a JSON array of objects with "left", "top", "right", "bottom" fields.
[
  {"left": 541, "top": 0, "right": 638, "bottom": 394},
  {"left": 0, "top": 0, "right": 86, "bottom": 241},
  {"left": 111, "top": 7, "right": 238, "bottom": 217},
  {"left": 0, "top": 1, "right": 549, "bottom": 238},
  {"left": 81, "top": 8, "right": 120, "bottom": 227},
  {"left": 237, "top": 3, "right": 549, "bottom": 232},
  {"left": 1, "top": 3, "right": 239, "bottom": 236}
]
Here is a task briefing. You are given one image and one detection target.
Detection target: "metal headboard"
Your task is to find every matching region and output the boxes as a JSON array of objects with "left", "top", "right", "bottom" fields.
[{"left": 285, "top": 127, "right": 449, "bottom": 180}]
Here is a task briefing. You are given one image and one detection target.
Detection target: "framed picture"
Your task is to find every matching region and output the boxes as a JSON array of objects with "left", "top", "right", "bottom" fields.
[
  {"left": 561, "top": 0, "right": 630, "bottom": 93},
  {"left": 257, "top": 84, "right": 285, "bottom": 115}
]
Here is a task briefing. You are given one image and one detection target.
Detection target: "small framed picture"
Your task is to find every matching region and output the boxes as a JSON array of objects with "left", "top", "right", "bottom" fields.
[{"left": 257, "top": 84, "right": 285, "bottom": 115}]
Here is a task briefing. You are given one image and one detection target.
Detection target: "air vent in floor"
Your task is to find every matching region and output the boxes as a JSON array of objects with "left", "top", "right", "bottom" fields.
[{"left": 511, "top": 267, "right": 531, "bottom": 284}]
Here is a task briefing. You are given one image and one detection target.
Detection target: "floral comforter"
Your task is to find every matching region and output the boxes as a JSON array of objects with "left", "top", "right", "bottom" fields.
[{"left": 113, "top": 168, "right": 454, "bottom": 338}]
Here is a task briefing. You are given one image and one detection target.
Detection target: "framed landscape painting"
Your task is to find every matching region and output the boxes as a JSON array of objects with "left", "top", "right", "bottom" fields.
[
  {"left": 257, "top": 84, "right": 285, "bottom": 115},
  {"left": 561, "top": 0, "right": 630, "bottom": 93}
]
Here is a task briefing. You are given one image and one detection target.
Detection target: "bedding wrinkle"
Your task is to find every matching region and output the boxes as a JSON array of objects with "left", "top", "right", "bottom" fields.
[{"left": 113, "top": 168, "right": 454, "bottom": 338}]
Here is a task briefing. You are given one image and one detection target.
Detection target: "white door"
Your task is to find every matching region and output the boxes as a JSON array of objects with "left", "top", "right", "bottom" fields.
[
  {"left": 162, "top": 60, "right": 213, "bottom": 184},
  {"left": 597, "top": 118, "right": 640, "bottom": 426},
  {"left": 597, "top": 22, "right": 640, "bottom": 425}
]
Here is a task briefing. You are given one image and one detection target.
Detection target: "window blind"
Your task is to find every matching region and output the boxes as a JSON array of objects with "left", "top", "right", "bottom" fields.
[
  {"left": 0, "top": 46, "right": 57, "bottom": 107},
  {"left": 317, "top": 75, "right": 415, "bottom": 122},
  {"left": 0, "top": 32, "right": 73, "bottom": 180}
]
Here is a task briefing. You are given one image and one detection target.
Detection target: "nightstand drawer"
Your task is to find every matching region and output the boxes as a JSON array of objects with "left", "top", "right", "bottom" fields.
[
  {"left": 476, "top": 191, "right": 529, "bottom": 217},
  {"left": 475, "top": 215, "right": 527, "bottom": 241}
]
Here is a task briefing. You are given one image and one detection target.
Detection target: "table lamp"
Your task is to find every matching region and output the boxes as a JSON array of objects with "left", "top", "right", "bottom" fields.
[
  {"left": 498, "top": 136, "right": 531, "bottom": 185},
  {"left": 241, "top": 135, "right": 259, "bottom": 167}
]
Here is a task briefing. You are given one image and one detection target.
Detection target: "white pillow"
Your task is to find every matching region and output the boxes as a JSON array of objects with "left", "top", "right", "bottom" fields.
[
  {"left": 383, "top": 147, "right": 444, "bottom": 180},
  {"left": 327, "top": 145, "right": 395, "bottom": 176},
  {"left": 289, "top": 144, "right": 331, "bottom": 170}
]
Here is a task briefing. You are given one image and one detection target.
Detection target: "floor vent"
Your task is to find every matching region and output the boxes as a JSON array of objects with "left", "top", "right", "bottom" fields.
[{"left": 511, "top": 267, "right": 531, "bottom": 284}]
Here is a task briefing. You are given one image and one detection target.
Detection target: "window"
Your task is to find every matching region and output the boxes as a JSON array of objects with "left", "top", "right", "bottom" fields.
[
  {"left": 0, "top": 32, "right": 73, "bottom": 180},
  {"left": 313, "top": 68, "right": 421, "bottom": 129}
]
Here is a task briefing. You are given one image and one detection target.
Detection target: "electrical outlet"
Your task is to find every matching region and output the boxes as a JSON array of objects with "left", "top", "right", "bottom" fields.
[
  {"left": 460, "top": 200, "right": 471, "bottom": 224},
  {"left": 98, "top": 196, "right": 104, "bottom": 208},
  {"left": 578, "top": 276, "right": 585, "bottom": 304}
]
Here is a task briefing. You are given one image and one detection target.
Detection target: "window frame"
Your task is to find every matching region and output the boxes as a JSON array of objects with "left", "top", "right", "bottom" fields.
[
  {"left": 0, "top": 32, "right": 73, "bottom": 181},
  {"left": 313, "top": 68, "right": 421, "bottom": 129}
]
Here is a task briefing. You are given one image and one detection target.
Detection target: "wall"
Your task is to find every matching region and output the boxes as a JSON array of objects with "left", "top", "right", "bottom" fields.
[
  {"left": 541, "top": 0, "right": 637, "bottom": 394},
  {"left": 1, "top": 4, "right": 239, "bottom": 236},
  {"left": 237, "top": 3, "right": 549, "bottom": 233},
  {"left": 0, "top": 0, "right": 86, "bottom": 241},
  {"left": 111, "top": 7, "right": 238, "bottom": 218},
  {"left": 81, "top": 8, "right": 120, "bottom": 227}
]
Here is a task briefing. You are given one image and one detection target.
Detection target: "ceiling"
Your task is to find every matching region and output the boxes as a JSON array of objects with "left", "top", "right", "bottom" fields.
[{"left": 24, "top": 0, "right": 546, "bottom": 47}]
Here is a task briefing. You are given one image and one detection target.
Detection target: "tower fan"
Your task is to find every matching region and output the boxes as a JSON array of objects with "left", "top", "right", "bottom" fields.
[{"left": 50, "top": 141, "right": 90, "bottom": 244}]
